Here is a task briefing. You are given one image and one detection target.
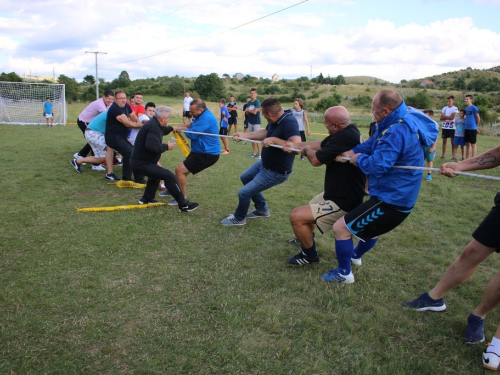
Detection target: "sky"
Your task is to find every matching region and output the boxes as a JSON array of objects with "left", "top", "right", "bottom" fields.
[{"left": 1, "top": 0, "right": 500, "bottom": 84}]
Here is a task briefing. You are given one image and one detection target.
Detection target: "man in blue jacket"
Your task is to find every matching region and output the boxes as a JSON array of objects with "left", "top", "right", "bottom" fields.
[
  {"left": 323, "top": 89, "right": 438, "bottom": 283},
  {"left": 171, "top": 99, "right": 220, "bottom": 204}
]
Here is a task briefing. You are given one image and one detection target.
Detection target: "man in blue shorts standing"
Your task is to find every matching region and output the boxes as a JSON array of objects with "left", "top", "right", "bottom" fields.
[
  {"left": 464, "top": 94, "right": 481, "bottom": 159},
  {"left": 221, "top": 98, "right": 301, "bottom": 226},
  {"left": 326, "top": 89, "right": 438, "bottom": 283},
  {"left": 245, "top": 88, "right": 262, "bottom": 159}
]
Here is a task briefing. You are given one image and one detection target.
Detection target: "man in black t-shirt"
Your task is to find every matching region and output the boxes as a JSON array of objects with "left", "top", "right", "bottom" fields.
[
  {"left": 283, "top": 106, "right": 366, "bottom": 265},
  {"left": 105, "top": 90, "right": 144, "bottom": 183}
]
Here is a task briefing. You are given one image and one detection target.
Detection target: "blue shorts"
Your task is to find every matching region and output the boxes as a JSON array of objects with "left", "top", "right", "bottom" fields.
[
  {"left": 344, "top": 197, "right": 413, "bottom": 241},
  {"left": 454, "top": 136, "right": 466, "bottom": 146},
  {"left": 423, "top": 147, "right": 436, "bottom": 163}
]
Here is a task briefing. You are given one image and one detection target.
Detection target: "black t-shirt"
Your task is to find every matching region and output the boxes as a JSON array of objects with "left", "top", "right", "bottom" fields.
[
  {"left": 105, "top": 102, "right": 133, "bottom": 138},
  {"left": 315, "top": 124, "right": 366, "bottom": 212}
]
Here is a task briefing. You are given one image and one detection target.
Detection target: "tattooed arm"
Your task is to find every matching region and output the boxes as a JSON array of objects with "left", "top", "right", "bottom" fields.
[{"left": 440, "top": 144, "right": 500, "bottom": 177}]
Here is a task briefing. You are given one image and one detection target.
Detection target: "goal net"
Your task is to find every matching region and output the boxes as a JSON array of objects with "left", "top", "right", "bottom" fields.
[{"left": 0, "top": 81, "right": 66, "bottom": 125}]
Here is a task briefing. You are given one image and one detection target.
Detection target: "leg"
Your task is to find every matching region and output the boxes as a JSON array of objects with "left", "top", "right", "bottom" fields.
[
  {"left": 175, "top": 162, "right": 190, "bottom": 198},
  {"left": 466, "top": 142, "right": 471, "bottom": 159},
  {"left": 441, "top": 137, "right": 447, "bottom": 158},
  {"left": 472, "top": 270, "right": 500, "bottom": 319},
  {"left": 290, "top": 206, "right": 315, "bottom": 248},
  {"left": 429, "top": 239, "right": 495, "bottom": 300},
  {"left": 105, "top": 147, "right": 114, "bottom": 174},
  {"left": 452, "top": 144, "right": 457, "bottom": 160},
  {"left": 222, "top": 137, "right": 230, "bottom": 151},
  {"left": 472, "top": 143, "right": 477, "bottom": 158}
]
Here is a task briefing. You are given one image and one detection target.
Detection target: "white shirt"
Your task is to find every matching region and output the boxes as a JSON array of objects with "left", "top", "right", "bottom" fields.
[
  {"left": 183, "top": 96, "right": 193, "bottom": 111},
  {"left": 441, "top": 105, "right": 459, "bottom": 130}
]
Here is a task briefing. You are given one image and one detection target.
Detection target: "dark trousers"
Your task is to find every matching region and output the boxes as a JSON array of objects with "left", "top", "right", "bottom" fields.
[
  {"left": 105, "top": 135, "right": 144, "bottom": 181},
  {"left": 132, "top": 162, "right": 186, "bottom": 206},
  {"left": 77, "top": 119, "right": 92, "bottom": 157}
]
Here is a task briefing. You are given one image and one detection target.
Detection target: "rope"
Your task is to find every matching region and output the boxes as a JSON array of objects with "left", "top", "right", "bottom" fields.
[
  {"left": 341, "top": 158, "right": 500, "bottom": 182},
  {"left": 180, "top": 130, "right": 302, "bottom": 152}
]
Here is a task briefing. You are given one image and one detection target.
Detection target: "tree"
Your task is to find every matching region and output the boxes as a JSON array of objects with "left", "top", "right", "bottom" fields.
[
  {"left": 317, "top": 73, "right": 324, "bottom": 84},
  {"left": 58, "top": 74, "right": 80, "bottom": 100},
  {"left": 405, "top": 91, "right": 430, "bottom": 109},
  {"left": 111, "top": 71, "right": 131, "bottom": 89},
  {"left": 193, "top": 73, "right": 226, "bottom": 101},
  {"left": 83, "top": 75, "right": 95, "bottom": 85},
  {"left": 334, "top": 75, "right": 345, "bottom": 85},
  {"left": 167, "top": 78, "right": 185, "bottom": 97},
  {"left": 314, "top": 93, "right": 342, "bottom": 112},
  {"left": 0, "top": 72, "right": 23, "bottom": 82}
]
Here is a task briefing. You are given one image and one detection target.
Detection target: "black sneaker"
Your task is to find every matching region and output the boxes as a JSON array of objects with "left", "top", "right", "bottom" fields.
[
  {"left": 464, "top": 313, "right": 485, "bottom": 344},
  {"left": 105, "top": 173, "right": 121, "bottom": 181},
  {"left": 402, "top": 293, "right": 446, "bottom": 311},
  {"left": 139, "top": 198, "right": 158, "bottom": 205},
  {"left": 70, "top": 159, "right": 82, "bottom": 173},
  {"left": 180, "top": 201, "right": 199, "bottom": 213},
  {"left": 134, "top": 178, "right": 147, "bottom": 184},
  {"left": 286, "top": 251, "right": 319, "bottom": 265}
]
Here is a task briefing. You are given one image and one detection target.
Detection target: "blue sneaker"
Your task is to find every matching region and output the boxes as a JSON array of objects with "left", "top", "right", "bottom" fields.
[
  {"left": 167, "top": 199, "right": 178, "bottom": 206},
  {"left": 320, "top": 268, "right": 355, "bottom": 284},
  {"left": 402, "top": 293, "right": 446, "bottom": 311},
  {"left": 246, "top": 209, "right": 270, "bottom": 218},
  {"left": 220, "top": 214, "right": 246, "bottom": 226},
  {"left": 426, "top": 173, "right": 432, "bottom": 181},
  {"left": 464, "top": 314, "right": 485, "bottom": 344}
]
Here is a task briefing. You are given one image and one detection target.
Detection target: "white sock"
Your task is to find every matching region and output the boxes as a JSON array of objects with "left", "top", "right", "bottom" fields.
[{"left": 487, "top": 336, "right": 500, "bottom": 355}]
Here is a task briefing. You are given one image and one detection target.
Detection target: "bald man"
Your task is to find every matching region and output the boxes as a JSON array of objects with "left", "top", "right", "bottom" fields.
[
  {"left": 327, "top": 89, "right": 438, "bottom": 283},
  {"left": 283, "top": 106, "right": 366, "bottom": 265}
]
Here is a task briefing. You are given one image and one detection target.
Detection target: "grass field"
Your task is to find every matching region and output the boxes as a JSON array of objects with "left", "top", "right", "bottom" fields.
[{"left": 2, "top": 117, "right": 500, "bottom": 374}]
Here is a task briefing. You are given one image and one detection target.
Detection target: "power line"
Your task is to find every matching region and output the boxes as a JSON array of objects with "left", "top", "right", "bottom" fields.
[{"left": 101, "top": 0, "right": 308, "bottom": 67}]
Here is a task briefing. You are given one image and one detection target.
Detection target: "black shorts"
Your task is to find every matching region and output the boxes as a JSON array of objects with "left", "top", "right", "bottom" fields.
[
  {"left": 219, "top": 127, "right": 228, "bottom": 136},
  {"left": 244, "top": 122, "right": 248, "bottom": 129},
  {"left": 183, "top": 111, "right": 191, "bottom": 118},
  {"left": 344, "top": 197, "right": 413, "bottom": 241},
  {"left": 473, "top": 192, "right": 500, "bottom": 252},
  {"left": 183, "top": 152, "right": 219, "bottom": 175},
  {"left": 228, "top": 116, "right": 237, "bottom": 126},
  {"left": 464, "top": 129, "right": 477, "bottom": 144},
  {"left": 442, "top": 129, "right": 455, "bottom": 139}
]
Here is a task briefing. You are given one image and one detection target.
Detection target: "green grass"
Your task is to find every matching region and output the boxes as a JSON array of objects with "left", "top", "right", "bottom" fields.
[{"left": 2, "top": 123, "right": 500, "bottom": 374}]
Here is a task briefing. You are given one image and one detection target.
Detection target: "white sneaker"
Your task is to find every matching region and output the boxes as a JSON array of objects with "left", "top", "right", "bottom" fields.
[
  {"left": 351, "top": 257, "right": 362, "bottom": 266},
  {"left": 92, "top": 165, "right": 106, "bottom": 171},
  {"left": 74, "top": 152, "right": 86, "bottom": 165},
  {"left": 483, "top": 349, "right": 500, "bottom": 370}
]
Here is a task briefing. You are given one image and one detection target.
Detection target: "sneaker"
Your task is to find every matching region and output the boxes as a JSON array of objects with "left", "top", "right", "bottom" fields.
[
  {"left": 74, "top": 152, "right": 86, "bottom": 165},
  {"left": 300, "top": 155, "right": 305, "bottom": 161},
  {"left": 351, "top": 257, "right": 362, "bottom": 266},
  {"left": 451, "top": 158, "right": 458, "bottom": 162},
  {"left": 250, "top": 154, "right": 257, "bottom": 158},
  {"left": 464, "top": 314, "right": 485, "bottom": 344},
  {"left": 159, "top": 190, "right": 172, "bottom": 197},
  {"left": 139, "top": 198, "right": 158, "bottom": 205},
  {"left": 221, "top": 150, "right": 230, "bottom": 154},
  {"left": 167, "top": 199, "right": 178, "bottom": 206},
  {"left": 483, "top": 348, "right": 500, "bottom": 370},
  {"left": 246, "top": 209, "right": 270, "bottom": 218},
  {"left": 113, "top": 158, "right": 122, "bottom": 166},
  {"left": 70, "top": 159, "right": 82, "bottom": 173},
  {"left": 440, "top": 156, "right": 445, "bottom": 159},
  {"left": 402, "top": 293, "right": 446, "bottom": 311},
  {"left": 287, "top": 238, "right": 301, "bottom": 246},
  {"left": 426, "top": 174, "right": 432, "bottom": 181},
  {"left": 160, "top": 183, "right": 166, "bottom": 191},
  {"left": 105, "top": 173, "right": 121, "bottom": 181},
  {"left": 92, "top": 165, "right": 106, "bottom": 171},
  {"left": 179, "top": 201, "right": 199, "bottom": 213},
  {"left": 134, "top": 178, "right": 147, "bottom": 184},
  {"left": 255, "top": 154, "right": 261, "bottom": 159},
  {"left": 461, "top": 158, "right": 465, "bottom": 161},
  {"left": 286, "top": 251, "right": 319, "bottom": 265},
  {"left": 320, "top": 268, "right": 355, "bottom": 284},
  {"left": 220, "top": 214, "right": 246, "bottom": 226}
]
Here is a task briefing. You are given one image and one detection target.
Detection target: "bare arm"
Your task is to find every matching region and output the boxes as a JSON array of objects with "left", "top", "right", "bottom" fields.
[
  {"left": 441, "top": 144, "right": 500, "bottom": 177},
  {"left": 116, "top": 114, "right": 142, "bottom": 129}
]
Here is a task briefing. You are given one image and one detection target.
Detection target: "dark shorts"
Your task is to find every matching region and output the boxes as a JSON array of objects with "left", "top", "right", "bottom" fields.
[
  {"left": 244, "top": 122, "right": 248, "bottom": 129},
  {"left": 464, "top": 129, "right": 477, "bottom": 144},
  {"left": 473, "top": 192, "right": 500, "bottom": 252},
  {"left": 183, "top": 111, "right": 191, "bottom": 118},
  {"left": 219, "top": 127, "right": 228, "bottom": 136},
  {"left": 442, "top": 129, "right": 455, "bottom": 139},
  {"left": 300, "top": 130, "right": 306, "bottom": 142},
  {"left": 228, "top": 116, "right": 237, "bottom": 125},
  {"left": 344, "top": 197, "right": 413, "bottom": 241},
  {"left": 183, "top": 152, "right": 219, "bottom": 175}
]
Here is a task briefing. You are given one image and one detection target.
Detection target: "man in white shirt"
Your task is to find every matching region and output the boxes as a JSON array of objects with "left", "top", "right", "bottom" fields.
[
  {"left": 440, "top": 95, "right": 459, "bottom": 161},
  {"left": 183, "top": 91, "right": 194, "bottom": 125}
]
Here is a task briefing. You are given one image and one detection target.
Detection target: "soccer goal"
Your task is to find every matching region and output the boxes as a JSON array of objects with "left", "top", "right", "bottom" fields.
[{"left": 0, "top": 81, "right": 67, "bottom": 125}]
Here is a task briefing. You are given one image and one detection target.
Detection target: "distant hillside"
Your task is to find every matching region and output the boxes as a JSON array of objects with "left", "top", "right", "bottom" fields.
[{"left": 344, "top": 76, "right": 391, "bottom": 85}]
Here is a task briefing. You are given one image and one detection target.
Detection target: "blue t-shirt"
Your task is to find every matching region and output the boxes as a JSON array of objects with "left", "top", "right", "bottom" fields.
[
  {"left": 88, "top": 110, "right": 108, "bottom": 134},
  {"left": 261, "top": 110, "right": 300, "bottom": 173},
  {"left": 246, "top": 99, "right": 261, "bottom": 124},
  {"left": 465, "top": 105, "right": 479, "bottom": 130},
  {"left": 44, "top": 102, "right": 53, "bottom": 115},
  {"left": 185, "top": 108, "right": 220, "bottom": 155},
  {"left": 220, "top": 106, "right": 229, "bottom": 128}
]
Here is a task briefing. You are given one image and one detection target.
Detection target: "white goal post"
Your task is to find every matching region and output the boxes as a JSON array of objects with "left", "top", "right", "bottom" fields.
[{"left": 0, "top": 81, "right": 67, "bottom": 125}]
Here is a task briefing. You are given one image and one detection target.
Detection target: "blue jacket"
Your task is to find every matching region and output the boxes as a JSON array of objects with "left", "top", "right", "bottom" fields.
[
  {"left": 353, "top": 101, "right": 438, "bottom": 208},
  {"left": 185, "top": 108, "right": 220, "bottom": 155}
]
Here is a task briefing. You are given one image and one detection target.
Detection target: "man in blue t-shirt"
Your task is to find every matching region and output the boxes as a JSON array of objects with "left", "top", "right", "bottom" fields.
[
  {"left": 219, "top": 99, "right": 230, "bottom": 154},
  {"left": 221, "top": 98, "right": 301, "bottom": 226},
  {"left": 44, "top": 98, "right": 54, "bottom": 127},
  {"left": 464, "top": 94, "right": 481, "bottom": 159},
  {"left": 244, "top": 88, "right": 262, "bottom": 158}
]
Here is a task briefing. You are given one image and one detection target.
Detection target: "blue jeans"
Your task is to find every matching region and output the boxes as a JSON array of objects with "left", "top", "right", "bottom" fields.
[{"left": 233, "top": 161, "right": 291, "bottom": 221}]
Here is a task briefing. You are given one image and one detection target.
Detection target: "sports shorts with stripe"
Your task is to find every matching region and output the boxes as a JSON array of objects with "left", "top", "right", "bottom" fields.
[
  {"left": 343, "top": 196, "right": 412, "bottom": 241},
  {"left": 473, "top": 192, "right": 500, "bottom": 252},
  {"left": 309, "top": 192, "right": 347, "bottom": 234}
]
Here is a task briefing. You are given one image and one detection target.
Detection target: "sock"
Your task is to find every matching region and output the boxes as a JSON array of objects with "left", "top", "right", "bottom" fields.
[
  {"left": 487, "top": 337, "right": 500, "bottom": 355},
  {"left": 353, "top": 238, "right": 378, "bottom": 259},
  {"left": 335, "top": 238, "right": 353, "bottom": 275},
  {"left": 301, "top": 241, "right": 317, "bottom": 259}
]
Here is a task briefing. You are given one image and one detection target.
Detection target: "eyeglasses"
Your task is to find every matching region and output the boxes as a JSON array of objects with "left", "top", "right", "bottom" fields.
[{"left": 116, "top": 96, "right": 127, "bottom": 100}]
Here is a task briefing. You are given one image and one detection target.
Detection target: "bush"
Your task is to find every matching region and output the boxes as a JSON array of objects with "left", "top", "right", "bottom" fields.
[
  {"left": 405, "top": 91, "right": 430, "bottom": 109},
  {"left": 314, "top": 93, "right": 342, "bottom": 112}
]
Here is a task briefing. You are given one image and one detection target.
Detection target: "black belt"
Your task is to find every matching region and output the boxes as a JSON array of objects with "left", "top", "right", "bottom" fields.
[{"left": 265, "top": 167, "right": 291, "bottom": 175}]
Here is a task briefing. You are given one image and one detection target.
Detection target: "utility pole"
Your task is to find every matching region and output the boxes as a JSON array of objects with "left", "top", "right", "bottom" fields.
[{"left": 85, "top": 51, "right": 107, "bottom": 100}]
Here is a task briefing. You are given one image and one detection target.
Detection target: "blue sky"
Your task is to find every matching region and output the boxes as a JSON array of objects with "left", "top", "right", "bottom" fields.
[{"left": 1, "top": 0, "right": 499, "bottom": 83}]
